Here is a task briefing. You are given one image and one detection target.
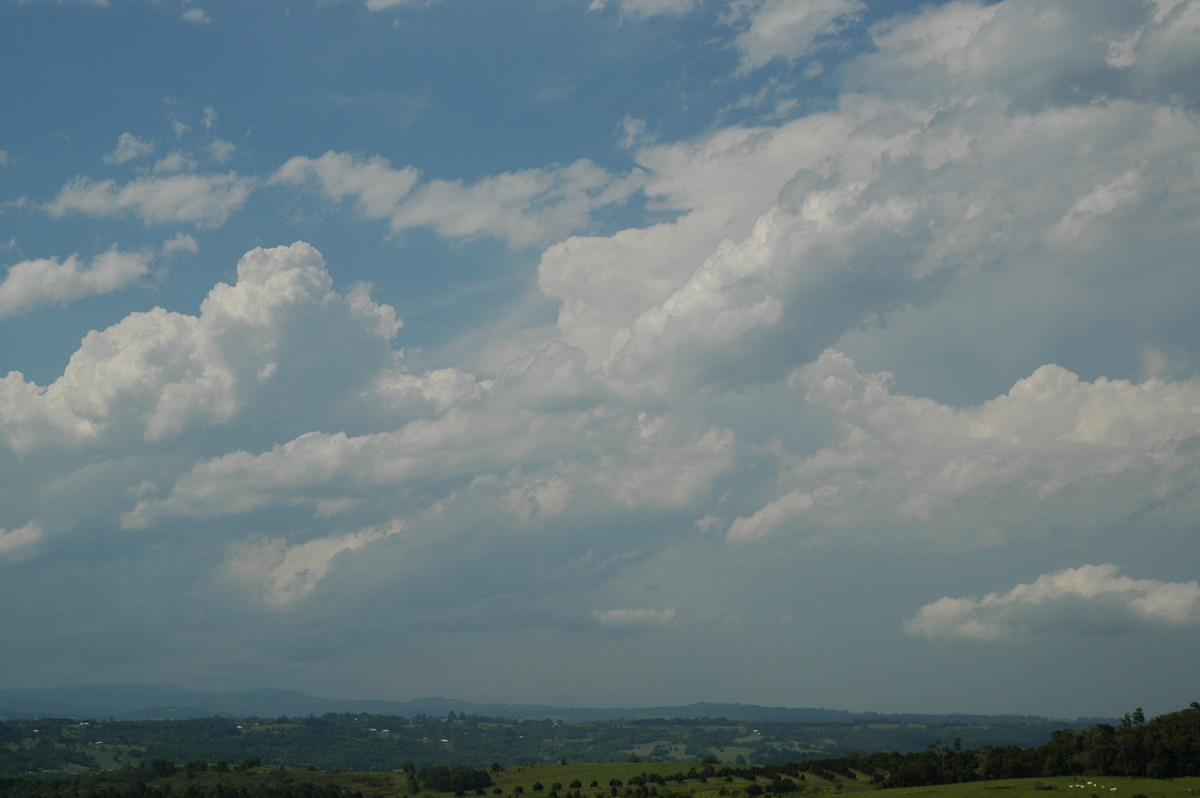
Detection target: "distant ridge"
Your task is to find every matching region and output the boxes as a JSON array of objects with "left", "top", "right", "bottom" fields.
[{"left": 0, "top": 684, "right": 1079, "bottom": 724}]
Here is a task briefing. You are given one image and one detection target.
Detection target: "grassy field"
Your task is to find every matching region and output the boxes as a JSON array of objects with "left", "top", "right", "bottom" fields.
[
  {"left": 870, "top": 777, "right": 1200, "bottom": 798},
  {"left": 12, "top": 760, "right": 1200, "bottom": 798},
  {"left": 468, "top": 769, "right": 1197, "bottom": 798}
]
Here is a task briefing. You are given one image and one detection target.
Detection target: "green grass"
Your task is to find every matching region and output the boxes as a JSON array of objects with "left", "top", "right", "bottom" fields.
[
  {"left": 869, "top": 777, "right": 1200, "bottom": 798},
  {"left": 12, "top": 758, "right": 1200, "bottom": 798}
]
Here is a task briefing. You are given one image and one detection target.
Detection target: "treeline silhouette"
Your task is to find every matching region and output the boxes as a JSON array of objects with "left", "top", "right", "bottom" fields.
[
  {"left": 0, "top": 779, "right": 368, "bottom": 798},
  {"left": 808, "top": 703, "right": 1200, "bottom": 787}
]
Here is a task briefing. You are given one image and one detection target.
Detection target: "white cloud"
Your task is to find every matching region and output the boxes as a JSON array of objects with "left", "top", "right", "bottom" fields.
[
  {"left": 272, "top": 151, "right": 420, "bottom": 218},
  {"left": 161, "top": 232, "right": 199, "bottom": 256},
  {"left": 390, "top": 159, "right": 644, "bottom": 248},
  {"left": 539, "top": 107, "right": 878, "bottom": 371},
  {"left": 0, "top": 248, "right": 151, "bottom": 318},
  {"left": 905, "top": 564, "right": 1200, "bottom": 641},
  {"left": 370, "top": 366, "right": 489, "bottom": 413},
  {"left": 596, "top": 606, "right": 677, "bottom": 629},
  {"left": 863, "top": 1, "right": 998, "bottom": 77},
  {"left": 507, "top": 476, "right": 572, "bottom": 521},
  {"left": 182, "top": 7, "right": 211, "bottom": 24},
  {"left": 363, "top": 0, "right": 427, "bottom": 9},
  {"left": 103, "top": 132, "right": 155, "bottom": 165},
  {"left": 588, "top": 0, "right": 699, "bottom": 17},
  {"left": 114, "top": 319, "right": 735, "bottom": 532},
  {"left": 726, "top": 0, "right": 866, "bottom": 75},
  {"left": 274, "top": 151, "right": 644, "bottom": 249},
  {"left": 225, "top": 520, "right": 404, "bottom": 605},
  {"left": 44, "top": 171, "right": 253, "bottom": 227},
  {"left": 542, "top": 15, "right": 1200, "bottom": 394},
  {"left": 726, "top": 486, "right": 837, "bottom": 544},
  {"left": 6, "top": 0, "right": 1200, "bottom": 708},
  {"left": 0, "top": 243, "right": 399, "bottom": 452},
  {"left": 208, "top": 139, "right": 235, "bottom": 163},
  {"left": 0, "top": 523, "right": 42, "bottom": 560},
  {"left": 154, "top": 151, "right": 198, "bottom": 174},
  {"left": 720, "top": 350, "right": 1200, "bottom": 547},
  {"left": 595, "top": 421, "right": 736, "bottom": 510}
]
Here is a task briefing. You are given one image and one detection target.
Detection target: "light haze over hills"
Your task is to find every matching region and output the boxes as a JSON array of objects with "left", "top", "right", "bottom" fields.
[{"left": 0, "top": 684, "right": 1088, "bottom": 725}]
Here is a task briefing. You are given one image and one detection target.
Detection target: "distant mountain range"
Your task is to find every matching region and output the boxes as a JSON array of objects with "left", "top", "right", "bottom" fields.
[{"left": 0, "top": 684, "right": 1090, "bottom": 725}]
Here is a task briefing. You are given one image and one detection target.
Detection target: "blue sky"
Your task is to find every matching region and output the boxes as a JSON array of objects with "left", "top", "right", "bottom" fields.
[{"left": 2, "top": 0, "right": 1200, "bottom": 720}]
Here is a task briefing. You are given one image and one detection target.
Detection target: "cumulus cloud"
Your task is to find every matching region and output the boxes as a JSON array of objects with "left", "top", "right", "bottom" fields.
[
  {"left": 722, "top": 350, "right": 1200, "bottom": 546},
  {"left": 273, "top": 151, "right": 644, "bottom": 248},
  {"left": 370, "top": 367, "right": 489, "bottom": 413},
  {"left": 103, "top": 132, "right": 155, "bottom": 165},
  {"left": 0, "top": 242, "right": 399, "bottom": 452},
  {"left": 726, "top": 487, "right": 838, "bottom": 544},
  {"left": 44, "top": 172, "right": 253, "bottom": 227},
  {"left": 539, "top": 108, "right": 875, "bottom": 372},
  {"left": 271, "top": 151, "right": 420, "bottom": 218},
  {"left": 0, "top": 248, "right": 151, "bottom": 318},
  {"left": 7, "top": 0, "right": 1200, "bottom": 705},
  {"left": 543, "top": 7, "right": 1200, "bottom": 392},
  {"left": 161, "top": 232, "right": 199, "bottom": 256},
  {"left": 225, "top": 520, "right": 404, "bottom": 605},
  {"left": 122, "top": 390, "right": 733, "bottom": 528},
  {"left": 594, "top": 420, "right": 736, "bottom": 510},
  {"left": 905, "top": 564, "right": 1200, "bottom": 641}
]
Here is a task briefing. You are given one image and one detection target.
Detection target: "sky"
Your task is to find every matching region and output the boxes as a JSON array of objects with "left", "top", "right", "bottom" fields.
[{"left": 2, "top": 0, "right": 1199, "bottom": 722}]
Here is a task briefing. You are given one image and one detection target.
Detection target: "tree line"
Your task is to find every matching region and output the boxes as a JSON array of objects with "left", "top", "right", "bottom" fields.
[
  {"left": 806, "top": 702, "right": 1200, "bottom": 787},
  {"left": 1, "top": 703, "right": 1196, "bottom": 793}
]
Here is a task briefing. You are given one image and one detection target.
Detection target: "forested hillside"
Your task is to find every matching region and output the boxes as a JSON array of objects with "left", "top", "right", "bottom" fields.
[
  {"left": 0, "top": 712, "right": 1070, "bottom": 776},
  {"left": 815, "top": 703, "right": 1200, "bottom": 786}
]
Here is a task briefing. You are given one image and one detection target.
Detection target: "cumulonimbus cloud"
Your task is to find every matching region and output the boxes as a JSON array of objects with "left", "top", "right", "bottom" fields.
[{"left": 904, "top": 564, "right": 1200, "bottom": 642}]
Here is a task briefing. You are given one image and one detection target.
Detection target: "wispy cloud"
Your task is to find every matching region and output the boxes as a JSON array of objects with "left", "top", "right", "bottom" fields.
[
  {"left": 596, "top": 606, "right": 677, "bottom": 629},
  {"left": 725, "top": 0, "right": 866, "bottom": 75},
  {"left": 225, "top": 520, "right": 405, "bottom": 605},
  {"left": 182, "top": 8, "right": 211, "bottom": 25},
  {"left": 273, "top": 151, "right": 644, "bottom": 249},
  {"left": 103, "top": 132, "right": 155, "bottom": 165},
  {"left": 0, "top": 523, "right": 42, "bottom": 560}
]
